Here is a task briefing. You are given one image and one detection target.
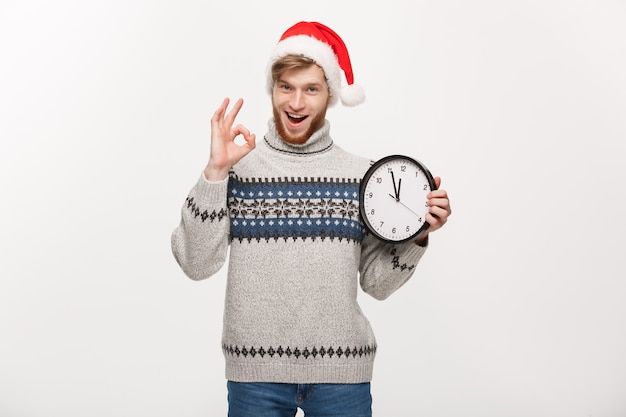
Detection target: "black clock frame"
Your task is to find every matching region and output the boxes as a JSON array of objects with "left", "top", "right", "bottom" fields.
[{"left": 359, "top": 154, "right": 436, "bottom": 243}]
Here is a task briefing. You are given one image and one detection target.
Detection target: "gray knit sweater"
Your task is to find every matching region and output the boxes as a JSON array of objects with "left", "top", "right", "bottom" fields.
[{"left": 171, "top": 119, "right": 427, "bottom": 383}]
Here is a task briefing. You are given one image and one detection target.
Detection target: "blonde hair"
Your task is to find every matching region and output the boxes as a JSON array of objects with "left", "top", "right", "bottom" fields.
[{"left": 270, "top": 55, "right": 327, "bottom": 87}]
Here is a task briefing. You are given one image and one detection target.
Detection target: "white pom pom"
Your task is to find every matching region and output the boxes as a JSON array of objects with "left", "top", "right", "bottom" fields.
[{"left": 340, "top": 84, "right": 365, "bottom": 106}]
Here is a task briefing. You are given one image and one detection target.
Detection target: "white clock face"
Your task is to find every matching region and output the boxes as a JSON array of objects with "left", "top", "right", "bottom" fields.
[{"left": 360, "top": 155, "right": 435, "bottom": 242}]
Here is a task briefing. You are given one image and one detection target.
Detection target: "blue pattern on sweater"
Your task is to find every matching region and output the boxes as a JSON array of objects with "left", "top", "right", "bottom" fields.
[{"left": 228, "top": 176, "right": 366, "bottom": 243}]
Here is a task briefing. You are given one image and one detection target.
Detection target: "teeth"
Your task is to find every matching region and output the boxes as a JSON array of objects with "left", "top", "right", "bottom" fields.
[{"left": 288, "top": 113, "right": 306, "bottom": 119}]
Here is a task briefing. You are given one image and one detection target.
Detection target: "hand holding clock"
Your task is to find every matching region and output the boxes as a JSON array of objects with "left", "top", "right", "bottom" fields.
[{"left": 415, "top": 176, "right": 451, "bottom": 245}]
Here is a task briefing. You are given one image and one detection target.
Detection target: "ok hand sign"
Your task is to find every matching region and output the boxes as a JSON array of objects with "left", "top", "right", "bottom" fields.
[{"left": 204, "top": 98, "right": 256, "bottom": 181}]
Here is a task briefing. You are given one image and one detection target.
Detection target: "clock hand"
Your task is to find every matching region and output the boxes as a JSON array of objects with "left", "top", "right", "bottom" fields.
[
  {"left": 397, "top": 178, "right": 402, "bottom": 200},
  {"left": 388, "top": 193, "right": 422, "bottom": 218},
  {"left": 390, "top": 171, "right": 399, "bottom": 200}
]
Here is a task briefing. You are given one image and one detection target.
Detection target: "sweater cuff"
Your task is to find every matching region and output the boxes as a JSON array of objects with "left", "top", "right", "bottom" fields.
[
  {"left": 406, "top": 239, "right": 428, "bottom": 264},
  {"left": 194, "top": 172, "right": 229, "bottom": 204}
]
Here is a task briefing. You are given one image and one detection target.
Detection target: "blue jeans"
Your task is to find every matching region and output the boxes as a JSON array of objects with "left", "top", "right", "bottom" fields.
[{"left": 227, "top": 381, "right": 372, "bottom": 417}]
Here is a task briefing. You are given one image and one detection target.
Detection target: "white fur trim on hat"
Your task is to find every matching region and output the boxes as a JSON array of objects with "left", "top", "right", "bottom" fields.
[{"left": 266, "top": 35, "right": 343, "bottom": 106}]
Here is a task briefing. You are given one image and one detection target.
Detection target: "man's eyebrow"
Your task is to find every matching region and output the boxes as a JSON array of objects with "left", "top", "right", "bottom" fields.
[{"left": 276, "top": 78, "right": 323, "bottom": 88}]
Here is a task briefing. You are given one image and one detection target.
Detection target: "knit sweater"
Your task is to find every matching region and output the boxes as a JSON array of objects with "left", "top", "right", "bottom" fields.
[{"left": 171, "top": 119, "right": 427, "bottom": 383}]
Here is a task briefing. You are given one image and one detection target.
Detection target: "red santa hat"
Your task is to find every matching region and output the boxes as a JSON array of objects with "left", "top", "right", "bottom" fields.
[{"left": 266, "top": 21, "right": 365, "bottom": 107}]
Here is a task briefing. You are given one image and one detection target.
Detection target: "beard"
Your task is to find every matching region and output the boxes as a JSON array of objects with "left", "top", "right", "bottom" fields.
[{"left": 272, "top": 104, "right": 327, "bottom": 145}]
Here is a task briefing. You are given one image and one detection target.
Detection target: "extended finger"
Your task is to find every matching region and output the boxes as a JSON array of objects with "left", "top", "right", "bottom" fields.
[
  {"left": 211, "top": 97, "right": 230, "bottom": 124},
  {"left": 224, "top": 98, "right": 244, "bottom": 126}
]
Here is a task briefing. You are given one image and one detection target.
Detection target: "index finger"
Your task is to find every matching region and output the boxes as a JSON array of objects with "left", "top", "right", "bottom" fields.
[{"left": 211, "top": 97, "right": 231, "bottom": 122}]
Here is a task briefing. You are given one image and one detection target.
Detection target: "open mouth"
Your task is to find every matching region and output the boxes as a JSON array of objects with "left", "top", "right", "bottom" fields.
[{"left": 287, "top": 112, "right": 308, "bottom": 125}]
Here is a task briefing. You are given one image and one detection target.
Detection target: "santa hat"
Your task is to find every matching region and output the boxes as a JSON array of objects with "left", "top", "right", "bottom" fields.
[{"left": 266, "top": 21, "right": 365, "bottom": 107}]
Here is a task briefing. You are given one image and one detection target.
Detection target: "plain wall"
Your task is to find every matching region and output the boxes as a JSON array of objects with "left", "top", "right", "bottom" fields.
[{"left": 1, "top": 1, "right": 625, "bottom": 416}]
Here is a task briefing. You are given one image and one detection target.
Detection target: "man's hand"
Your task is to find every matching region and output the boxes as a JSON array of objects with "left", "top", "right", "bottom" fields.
[
  {"left": 414, "top": 176, "right": 452, "bottom": 246},
  {"left": 204, "top": 97, "right": 256, "bottom": 181}
]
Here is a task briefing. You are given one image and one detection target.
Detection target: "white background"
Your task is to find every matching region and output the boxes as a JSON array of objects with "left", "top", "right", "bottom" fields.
[{"left": 1, "top": 1, "right": 625, "bottom": 416}]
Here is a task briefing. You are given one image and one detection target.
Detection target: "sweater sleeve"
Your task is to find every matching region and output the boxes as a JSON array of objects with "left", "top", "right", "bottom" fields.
[
  {"left": 358, "top": 234, "right": 427, "bottom": 300},
  {"left": 171, "top": 173, "right": 230, "bottom": 281}
]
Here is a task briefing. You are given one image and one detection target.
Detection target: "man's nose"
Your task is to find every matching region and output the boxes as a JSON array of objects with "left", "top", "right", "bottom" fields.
[{"left": 290, "top": 91, "right": 305, "bottom": 110}]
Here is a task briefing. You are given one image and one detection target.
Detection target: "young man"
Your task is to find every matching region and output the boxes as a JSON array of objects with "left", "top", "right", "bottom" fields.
[{"left": 171, "top": 21, "right": 451, "bottom": 417}]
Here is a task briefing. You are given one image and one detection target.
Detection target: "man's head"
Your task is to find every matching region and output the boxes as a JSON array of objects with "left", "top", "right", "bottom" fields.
[
  {"left": 266, "top": 21, "right": 365, "bottom": 108},
  {"left": 271, "top": 55, "right": 330, "bottom": 144}
]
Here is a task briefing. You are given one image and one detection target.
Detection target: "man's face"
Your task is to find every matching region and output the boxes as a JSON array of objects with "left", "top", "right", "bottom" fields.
[{"left": 272, "top": 64, "right": 330, "bottom": 145}]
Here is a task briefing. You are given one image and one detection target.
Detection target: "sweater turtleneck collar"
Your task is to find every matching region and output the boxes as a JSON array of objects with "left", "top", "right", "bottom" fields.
[{"left": 263, "top": 119, "right": 334, "bottom": 156}]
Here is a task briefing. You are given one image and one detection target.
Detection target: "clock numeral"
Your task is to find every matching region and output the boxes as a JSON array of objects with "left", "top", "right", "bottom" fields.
[
  {"left": 423, "top": 184, "right": 428, "bottom": 190},
  {"left": 401, "top": 165, "right": 406, "bottom": 172},
  {"left": 392, "top": 227, "right": 396, "bottom": 234},
  {"left": 368, "top": 192, "right": 373, "bottom": 198},
  {"left": 376, "top": 177, "right": 382, "bottom": 184},
  {"left": 406, "top": 226, "right": 410, "bottom": 232},
  {"left": 387, "top": 168, "right": 393, "bottom": 173},
  {"left": 370, "top": 209, "right": 375, "bottom": 215},
  {"left": 379, "top": 221, "right": 384, "bottom": 227}
]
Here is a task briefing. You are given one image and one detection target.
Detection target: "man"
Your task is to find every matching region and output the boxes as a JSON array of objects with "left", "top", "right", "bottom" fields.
[{"left": 171, "top": 21, "right": 451, "bottom": 417}]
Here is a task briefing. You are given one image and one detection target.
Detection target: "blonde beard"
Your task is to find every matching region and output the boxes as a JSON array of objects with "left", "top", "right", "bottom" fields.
[{"left": 272, "top": 104, "right": 327, "bottom": 145}]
